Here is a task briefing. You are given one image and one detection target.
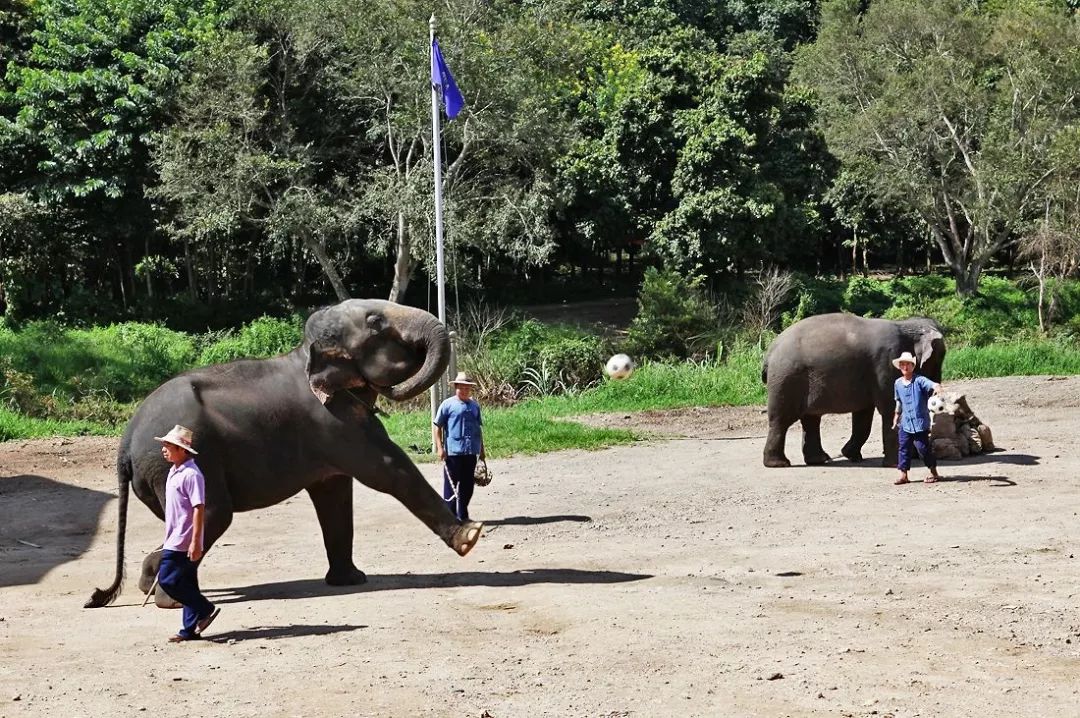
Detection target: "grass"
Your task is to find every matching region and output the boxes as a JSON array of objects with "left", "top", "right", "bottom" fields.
[
  {"left": 384, "top": 350, "right": 766, "bottom": 459},
  {"left": 4, "top": 334, "right": 1080, "bottom": 453},
  {"left": 944, "top": 341, "right": 1080, "bottom": 380},
  {"left": 0, "top": 407, "right": 110, "bottom": 443}
]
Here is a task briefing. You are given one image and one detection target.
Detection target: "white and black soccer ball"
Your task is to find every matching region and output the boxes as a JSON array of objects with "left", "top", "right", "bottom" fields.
[
  {"left": 928, "top": 395, "right": 946, "bottom": 414},
  {"left": 605, "top": 353, "right": 635, "bottom": 380}
]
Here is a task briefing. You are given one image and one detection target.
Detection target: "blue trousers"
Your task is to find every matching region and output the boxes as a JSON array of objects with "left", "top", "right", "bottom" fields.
[
  {"left": 158, "top": 549, "right": 214, "bottom": 638},
  {"left": 442, "top": 454, "right": 478, "bottom": 522},
  {"left": 898, "top": 429, "right": 936, "bottom": 472}
]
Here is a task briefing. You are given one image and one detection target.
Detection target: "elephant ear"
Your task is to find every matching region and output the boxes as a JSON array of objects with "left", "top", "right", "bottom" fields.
[
  {"left": 915, "top": 328, "right": 945, "bottom": 371},
  {"left": 306, "top": 342, "right": 366, "bottom": 405}
]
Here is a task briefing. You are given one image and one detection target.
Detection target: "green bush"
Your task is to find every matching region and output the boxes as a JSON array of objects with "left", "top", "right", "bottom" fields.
[
  {"left": 197, "top": 315, "right": 304, "bottom": 366},
  {"left": 625, "top": 267, "right": 718, "bottom": 360},
  {"left": 485, "top": 320, "right": 607, "bottom": 397},
  {"left": 842, "top": 276, "right": 893, "bottom": 316}
]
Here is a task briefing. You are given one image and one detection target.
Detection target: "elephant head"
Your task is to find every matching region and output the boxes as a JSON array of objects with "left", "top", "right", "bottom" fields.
[
  {"left": 304, "top": 299, "right": 450, "bottom": 404},
  {"left": 899, "top": 317, "right": 946, "bottom": 381}
]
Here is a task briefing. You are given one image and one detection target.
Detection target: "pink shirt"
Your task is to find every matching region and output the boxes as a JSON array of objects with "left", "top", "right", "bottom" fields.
[{"left": 163, "top": 458, "right": 206, "bottom": 552}]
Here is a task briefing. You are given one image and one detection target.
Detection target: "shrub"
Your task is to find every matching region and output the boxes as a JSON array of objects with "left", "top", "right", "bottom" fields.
[
  {"left": 483, "top": 320, "right": 608, "bottom": 398},
  {"left": 625, "top": 267, "right": 718, "bottom": 360},
  {"left": 197, "top": 315, "right": 304, "bottom": 366},
  {"left": 842, "top": 276, "right": 893, "bottom": 316}
]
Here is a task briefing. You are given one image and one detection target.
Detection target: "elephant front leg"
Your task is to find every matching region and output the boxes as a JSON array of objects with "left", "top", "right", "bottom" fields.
[
  {"left": 350, "top": 438, "right": 481, "bottom": 557},
  {"left": 842, "top": 408, "right": 874, "bottom": 462},
  {"left": 800, "top": 415, "right": 831, "bottom": 465},
  {"left": 307, "top": 475, "right": 367, "bottom": 585},
  {"left": 879, "top": 409, "right": 899, "bottom": 467}
]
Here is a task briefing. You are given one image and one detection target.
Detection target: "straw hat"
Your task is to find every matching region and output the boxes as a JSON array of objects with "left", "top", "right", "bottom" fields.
[
  {"left": 450, "top": 371, "right": 477, "bottom": 386},
  {"left": 154, "top": 424, "right": 199, "bottom": 455},
  {"left": 891, "top": 351, "right": 918, "bottom": 370}
]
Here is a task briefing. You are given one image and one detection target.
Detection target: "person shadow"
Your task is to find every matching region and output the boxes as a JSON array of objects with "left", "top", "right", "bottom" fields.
[
  {"left": 0, "top": 474, "right": 114, "bottom": 588},
  {"left": 207, "top": 567, "right": 652, "bottom": 604},
  {"left": 484, "top": 515, "right": 592, "bottom": 527},
  {"left": 207, "top": 624, "right": 368, "bottom": 643}
]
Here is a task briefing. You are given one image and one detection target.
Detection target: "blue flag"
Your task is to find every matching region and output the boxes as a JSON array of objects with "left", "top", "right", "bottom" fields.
[{"left": 431, "top": 38, "right": 465, "bottom": 119}]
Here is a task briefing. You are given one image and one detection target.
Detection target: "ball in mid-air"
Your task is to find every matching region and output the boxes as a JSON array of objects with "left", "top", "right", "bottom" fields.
[
  {"left": 928, "top": 395, "right": 946, "bottom": 414},
  {"left": 605, "top": 353, "right": 635, "bottom": 380}
]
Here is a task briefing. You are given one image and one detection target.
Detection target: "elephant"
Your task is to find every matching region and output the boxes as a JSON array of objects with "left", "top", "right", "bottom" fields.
[
  {"left": 85, "top": 299, "right": 482, "bottom": 608},
  {"left": 761, "top": 313, "right": 945, "bottom": 468}
]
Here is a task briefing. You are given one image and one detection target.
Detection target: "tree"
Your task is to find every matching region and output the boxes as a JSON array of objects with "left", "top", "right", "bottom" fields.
[{"left": 796, "top": 0, "right": 1080, "bottom": 295}]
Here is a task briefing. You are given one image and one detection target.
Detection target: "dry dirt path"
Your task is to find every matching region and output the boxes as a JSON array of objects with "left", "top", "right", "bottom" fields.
[{"left": 2, "top": 375, "right": 1080, "bottom": 717}]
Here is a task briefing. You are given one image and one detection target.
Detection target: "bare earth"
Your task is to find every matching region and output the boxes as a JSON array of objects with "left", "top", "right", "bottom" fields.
[{"left": 2, "top": 375, "right": 1080, "bottom": 718}]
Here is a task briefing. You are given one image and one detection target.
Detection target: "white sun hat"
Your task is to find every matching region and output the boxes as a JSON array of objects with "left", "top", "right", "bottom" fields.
[{"left": 891, "top": 351, "right": 918, "bottom": 370}]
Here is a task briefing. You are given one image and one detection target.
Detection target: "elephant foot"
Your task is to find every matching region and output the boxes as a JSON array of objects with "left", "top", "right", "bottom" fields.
[
  {"left": 841, "top": 446, "right": 864, "bottom": 463},
  {"left": 803, "top": 451, "right": 831, "bottom": 466},
  {"left": 881, "top": 457, "right": 898, "bottom": 468},
  {"left": 326, "top": 566, "right": 368, "bottom": 586},
  {"left": 155, "top": 584, "right": 182, "bottom": 609},
  {"left": 763, "top": 456, "right": 792, "bottom": 468},
  {"left": 452, "top": 521, "right": 484, "bottom": 556}
]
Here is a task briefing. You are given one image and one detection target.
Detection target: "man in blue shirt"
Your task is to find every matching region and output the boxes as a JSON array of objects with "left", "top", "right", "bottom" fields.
[
  {"left": 433, "top": 372, "right": 485, "bottom": 521},
  {"left": 891, "top": 351, "right": 944, "bottom": 486}
]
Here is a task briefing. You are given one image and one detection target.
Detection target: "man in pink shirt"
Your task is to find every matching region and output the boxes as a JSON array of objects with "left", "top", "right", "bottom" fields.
[{"left": 154, "top": 425, "right": 220, "bottom": 643}]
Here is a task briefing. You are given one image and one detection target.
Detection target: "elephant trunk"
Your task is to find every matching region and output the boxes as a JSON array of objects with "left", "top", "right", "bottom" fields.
[{"left": 381, "top": 312, "right": 451, "bottom": 401}]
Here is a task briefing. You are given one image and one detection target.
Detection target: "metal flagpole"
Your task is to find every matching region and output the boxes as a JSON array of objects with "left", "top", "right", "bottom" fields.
[{"left": 429, "top": 14, "right": 448, "bottom": 444}]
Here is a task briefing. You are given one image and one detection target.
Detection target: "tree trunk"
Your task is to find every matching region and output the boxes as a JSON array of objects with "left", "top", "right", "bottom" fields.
[
  {"left": 183, "top": 237, "right": 197, "bottom": 301},
  {"left": 388, "top": 211, "right": 411, "bottom": 304},
  {"left": 144, "top": 236, "right": 153, "bottom": 299},
  {"left": 302, "top": 232, "right": 350, "bottom": 302}
]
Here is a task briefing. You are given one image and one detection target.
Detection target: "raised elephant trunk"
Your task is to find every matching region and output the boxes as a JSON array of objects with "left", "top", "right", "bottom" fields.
[{"left": 380, "top": 312, "right": 450, "bottom": 401}]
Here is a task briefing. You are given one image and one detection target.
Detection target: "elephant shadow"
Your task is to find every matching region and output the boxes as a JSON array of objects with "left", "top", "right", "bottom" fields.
[
  {"left": 208, "top": 567, "right": 652, "bottom": 604},
  {"left": 0, "top": 474, "right": 114, "bottom": 588},
  {"left": 825, "top": 450, "right": 1039, "bottom": 475}
]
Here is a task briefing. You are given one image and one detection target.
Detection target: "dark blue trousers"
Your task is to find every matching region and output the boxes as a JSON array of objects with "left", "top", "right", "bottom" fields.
[
  {"left": 158, "top": 549, "right": 214, "bottom": 638},
  {"left": 898, "top": 429, "right": 936, "bottom": 472},
  {"left": 442, "top": 454, "right": 478, "bottom": 522}
]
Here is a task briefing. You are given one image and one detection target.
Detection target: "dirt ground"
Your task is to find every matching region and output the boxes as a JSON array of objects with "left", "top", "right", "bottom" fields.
[{"left": 3, "top": 375, "right": 1080, "bottom": 718}]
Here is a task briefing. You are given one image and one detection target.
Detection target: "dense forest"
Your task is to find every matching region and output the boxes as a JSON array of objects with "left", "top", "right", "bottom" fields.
[{"left": 1, "top": 0, "right": 1078, "bottom": 329}]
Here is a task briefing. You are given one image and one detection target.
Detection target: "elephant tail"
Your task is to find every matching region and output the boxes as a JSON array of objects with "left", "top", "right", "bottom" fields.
[{"left": 84, "top": 451, "right": 133, "bottom": 608}]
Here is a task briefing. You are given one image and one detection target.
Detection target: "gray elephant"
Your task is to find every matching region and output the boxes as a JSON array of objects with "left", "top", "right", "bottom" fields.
[
  {"left": 85, "top": 299, "right": 482, "bottom": 608},
  {"left": 761, "top": 313, "right": 945, "bottom": 468}
]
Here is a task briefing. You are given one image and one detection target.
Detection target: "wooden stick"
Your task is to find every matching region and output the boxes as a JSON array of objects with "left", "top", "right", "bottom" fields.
[{"left": 141, "top": 576, "right": 159, "bottom": 607}]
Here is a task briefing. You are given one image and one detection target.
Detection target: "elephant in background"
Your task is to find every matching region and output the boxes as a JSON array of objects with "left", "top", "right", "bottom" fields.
[
  {"left": 761, "top": 313, "right": 945, "bottom": 468},
  {"left": 86, "top": 299, "right": 482, "bottom": 608}
]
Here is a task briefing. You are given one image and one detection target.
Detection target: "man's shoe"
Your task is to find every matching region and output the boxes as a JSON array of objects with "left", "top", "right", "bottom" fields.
[{"left": 195, "top": 607, "right": 220, "bottom": 635}]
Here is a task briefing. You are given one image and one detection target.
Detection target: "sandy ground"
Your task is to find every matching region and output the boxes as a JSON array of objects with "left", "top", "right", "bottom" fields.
[{"left": 2, "top": 375, "right": 1080, "bottom": 718}]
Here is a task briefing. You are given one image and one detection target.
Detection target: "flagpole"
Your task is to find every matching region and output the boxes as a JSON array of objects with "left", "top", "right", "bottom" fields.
[{"left": 429, "top": 14, "right": 448, "bottom": 435}]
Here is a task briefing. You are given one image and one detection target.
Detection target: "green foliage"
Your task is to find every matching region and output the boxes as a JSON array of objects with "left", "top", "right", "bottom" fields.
[
  {"left": 197, "top": 315, "right": 304, "bottom": 365},
  {"left": 945, "top": 339, "right": 1080, "bottom": 379},
  {"left": 797, "top": 0, "right": 1080, "bottom": 295},
  {"left": 842, "top": 275, "right": 893, "bottom": 316},
  {"left": 486, "top": 320, "right": 607, "bottom": 398},
  {"left": 625, "top": 267, "right": 718, "bottom": 360}
]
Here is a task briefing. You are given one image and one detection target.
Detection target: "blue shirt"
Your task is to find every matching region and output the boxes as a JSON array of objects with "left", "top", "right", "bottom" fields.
[
  {"left": 434, "top": 397, "right": 483, "bottom": 455},
  {"left": 894, "top": 375, "right": 936, "bottom": 433}
]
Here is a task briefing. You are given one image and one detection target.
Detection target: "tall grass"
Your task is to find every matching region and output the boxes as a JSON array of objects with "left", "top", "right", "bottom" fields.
[
  {"left": 0, "top": 407, "right": 110, "bottom": 442},
  {"left": 945, "top": 341, "right": 1080, "bottom": 379}
]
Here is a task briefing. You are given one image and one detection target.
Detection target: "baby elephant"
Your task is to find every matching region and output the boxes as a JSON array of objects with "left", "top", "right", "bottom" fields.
[{"left": 761, "top": 313, "right": 945, "bottom": 468}]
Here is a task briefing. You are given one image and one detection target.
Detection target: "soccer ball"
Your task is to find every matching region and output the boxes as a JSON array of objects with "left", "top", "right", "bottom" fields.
[
  {"left": 928, "top": 395, "right": 946, "bottom": 414},
  {"left": 605, "top": 353, "right": 635, "bottom": 380}
]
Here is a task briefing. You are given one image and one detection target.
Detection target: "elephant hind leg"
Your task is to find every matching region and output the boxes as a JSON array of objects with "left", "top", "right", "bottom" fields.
[
  {"left": 763, "top": 414, "right": 795, "bottom": 468},
  {"left": 307, "top": 475, "right": 367, "bottom": 586},
  {"left": 801, "top": 415, "right": 831, "bottom": 465},
  {"left": 842, "top": 408, "right": 874, "bottom": 462}
]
